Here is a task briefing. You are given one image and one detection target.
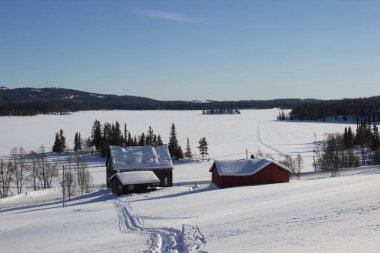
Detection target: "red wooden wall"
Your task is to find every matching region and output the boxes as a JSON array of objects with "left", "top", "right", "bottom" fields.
[{"left": 211, "top": 163, "right": 289, "bottom": 189}]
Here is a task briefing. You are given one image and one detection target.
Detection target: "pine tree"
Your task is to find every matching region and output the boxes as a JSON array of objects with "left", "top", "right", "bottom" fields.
[
  {"left": 124, "top": 123, "right": 127, "bottom": 146},
  {"left": 127, "top": 132, "right": 133, "bottom": 146},
  {"left": 146, "top": 126, "right": 154, "bottom": 146},
  {"left": 59, "top": 129, "right": 66, "bottom": 150},
  {"left": 153, "top": 135, "right": 157, "bottom": 146},
  {"left": 168, "top": 123, "right": 179, "bottom": 158},
  {"left": 343, "top": 127, "right": 348, "bottom": 148},
  {"left": 111, "top": 121, "right": 123, "bottom": 146},
  {"left": 100, "top": 123, "right": 111, "bottom": 156},
  {"left": 138, "top": 133, "right": 146, "bottom": 146},
  {"left": 198, "top": 137, "right": 209, "bottom": 161},
  {"left": 185, "top": 138, "right": 192, "bottom": 159},
  {"left": 176, "top": 146, "right": 184, "bottom": 159},
  {"left": 74, "top": 132, "right": 82, "bottom": 152},
  {"left": 157, "top": 135, "right": 163, "bottom": 145},
  {"left": 347, "top": 127, "right": 354, "bottom": 148},
  {"left": 52, "top": 129, "right": 66, "bottom": 152},
  {"left": 91, "top": 120, "right": 102, "bottom": 150},
  {"left": 52, "top": 133, "right": 61, "bottom": 152},
  {"left": 371, "top": 124, "right": 379, "bottom": 151}
]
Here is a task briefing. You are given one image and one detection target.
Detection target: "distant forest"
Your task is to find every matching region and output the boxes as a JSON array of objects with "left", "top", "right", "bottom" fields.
[
  {"left": 0, "top": 87, "right": 313, "bottom": 116},
  {"left": 286, "top": 96, "right": 380, "bottom": 122},
  {"left": 1, "top": 88, "right": 379, "bottom": 121}
]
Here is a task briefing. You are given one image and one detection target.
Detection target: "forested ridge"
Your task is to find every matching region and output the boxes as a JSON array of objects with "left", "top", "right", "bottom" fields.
[
  {"left": 0, "top": 87, "right": 312, "bottom": 116},
  {"left": 2, "top": 87, "right": 379, "bottom": 120}
]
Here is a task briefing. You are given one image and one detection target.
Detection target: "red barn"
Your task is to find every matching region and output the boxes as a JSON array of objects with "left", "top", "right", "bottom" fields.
[{"left": 210, "top": 158, "right": 291, "bottom": 189}]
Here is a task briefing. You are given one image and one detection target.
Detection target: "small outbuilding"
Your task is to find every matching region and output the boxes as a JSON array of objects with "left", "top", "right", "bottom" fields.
[
  {"left": 210, "top": 157, "right": 291, "bottom": 189},
  {"left": 110, "top": 171, "right": 160, "bottom": 195},
  {"left": 106, "top": 145, "right": 174, "bottom": 188}
]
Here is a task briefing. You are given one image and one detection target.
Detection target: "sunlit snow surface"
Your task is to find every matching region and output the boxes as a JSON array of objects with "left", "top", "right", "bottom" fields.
[
  {"left": 0, "top": 109, "right": 357, "bottom": 171},
  {"left": 1, "top": 110, "right": 380, "bottom": 253}
]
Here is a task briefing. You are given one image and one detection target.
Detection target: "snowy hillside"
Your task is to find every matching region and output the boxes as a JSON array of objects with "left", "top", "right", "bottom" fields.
[{"left": 1, "top": 161, "right": 380, "bottom": 252}]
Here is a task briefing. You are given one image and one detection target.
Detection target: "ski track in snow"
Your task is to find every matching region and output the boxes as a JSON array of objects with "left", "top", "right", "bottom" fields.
[
  {"left": 257, "top": 122, "right": 286, "bottom": 157},
  {"left": 114, "top": 199, "right": 206, "bottom": 253}
]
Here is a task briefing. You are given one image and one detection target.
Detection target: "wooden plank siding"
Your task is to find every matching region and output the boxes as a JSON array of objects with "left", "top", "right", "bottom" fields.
[{"left": 211, "top": 163, "right": 289, "bottom": 189}]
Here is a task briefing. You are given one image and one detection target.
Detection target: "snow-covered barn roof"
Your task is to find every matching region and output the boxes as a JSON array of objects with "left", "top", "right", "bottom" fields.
[
  {"left": 210, "top": 157, "right": 291, "bottom": 176},
  {"left": 109, "top": 145, "right": 173, "bottom": 171},
  {"left": 110, "top": 171, "right": 160, "bottom": 185}
]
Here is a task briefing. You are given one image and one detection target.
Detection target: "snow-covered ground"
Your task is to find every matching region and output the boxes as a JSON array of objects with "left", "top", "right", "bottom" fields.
[
  {"left": 1, "top": 109, "right": 379, "bottom": 253},
  {"left": 1, "top": 161, "right": 380, "bottom": 252},
  {"left": 0, "top": 109, "right": 356, "bottom": 171}
]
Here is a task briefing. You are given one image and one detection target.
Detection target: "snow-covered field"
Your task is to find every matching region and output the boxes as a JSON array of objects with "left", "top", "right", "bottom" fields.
[
  {"left": 0, "top": 109, "right": 357, "bottom": 171},
  {"left": 1, "top": 109, "right": 379, "bottom": 253},
  {"left": 1, "top": 162, "right": 380, "bottom": 253}
]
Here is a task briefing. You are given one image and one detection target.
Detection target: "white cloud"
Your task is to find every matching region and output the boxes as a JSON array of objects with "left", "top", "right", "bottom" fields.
[{"left": 137, "top": 9, "right": 201, "bottom": 24}]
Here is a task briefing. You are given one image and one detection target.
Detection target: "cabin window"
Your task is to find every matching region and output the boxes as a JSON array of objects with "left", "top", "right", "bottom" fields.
[{"left": 128, "top": 185, "right": 134, "bottom": 191}]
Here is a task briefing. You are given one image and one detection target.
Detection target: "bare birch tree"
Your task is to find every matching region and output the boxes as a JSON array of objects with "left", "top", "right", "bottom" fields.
[
  {"left": 10, "top": 147, "right": 28, "bottom": 194},
  {"left": 0, "top": 160, "right": 14, "bottom": 198}
]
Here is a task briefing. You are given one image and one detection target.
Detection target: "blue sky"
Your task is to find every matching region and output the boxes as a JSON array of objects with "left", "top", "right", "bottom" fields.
[{"left": 1, "top": 0, "right": 379, "bottom": 100}]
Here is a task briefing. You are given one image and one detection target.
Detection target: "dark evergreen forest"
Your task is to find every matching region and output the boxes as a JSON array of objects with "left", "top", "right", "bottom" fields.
[
  {"left": 288, "top": 96, "right": 380, "bottom": 122},
  {"left": 0, "top": 87, "right": 312, "bottom": 116},
  {"left": 2, "top": 87, "right": 379, "bottom": 121}
]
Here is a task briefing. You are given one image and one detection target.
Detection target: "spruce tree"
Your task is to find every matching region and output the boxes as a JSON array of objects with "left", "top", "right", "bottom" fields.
[
  {"left": 52, "top": 133, "right": 61, "bottom": 152},
  {"left": 91, "top": 120, "right": 102, "bottom": 150},
  {"left": 52, "top": 129, "right": 66, "bottom": 152},
  {"left": 198, "top": 137, "right": 209, "bottom": 161},
  {"left": 371, "top": 124, "right": 379, "bottom": 151},
  {"left": 185, "top": 138, "right": 192, "bottom": 159},
  {"left": 347, "top": 127, "right": 353, "bottom": 148},
  {"left": 100, "top": 123, "right": 111, "bottom": 156},
  {"left": 111, "top": 121, "right": 123, "bottom": 146},
  {"left": 146, "top": 126, "right": 154, "bottom": 146},
  {"left": 176, "top": 146, "right": 184, "bottom": 159},
  {"left": 124, "top": 123, "right": 127, "bottom": 146},
  {"left": 139, "top": 133, "right": 146, "bottom": 146},
  {"left": 168, "top": 123, "right": 179, "bottom": 158},
  {"left": 74, "top": 132, "right": 82, "bottom": 152},
  {"left": 157, "top": 135, "right": 163, "bottom": 145},
  {"left": 59, "top": 129, "right": 66, "bottom": 151},
  {"left": 127, "top": 132, "right": 133, "bottom": 146}
]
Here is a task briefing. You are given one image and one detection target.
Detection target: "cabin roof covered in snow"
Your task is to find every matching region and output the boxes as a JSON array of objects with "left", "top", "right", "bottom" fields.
[
  {"left": 109, "top": 145, "right": 173, "bottom": 171},
  {"left": 110, "top": 171, "right": 160, "bottom": 185},
  {"left": 210, "top": 157, "right": 291, "bottom": 176}
]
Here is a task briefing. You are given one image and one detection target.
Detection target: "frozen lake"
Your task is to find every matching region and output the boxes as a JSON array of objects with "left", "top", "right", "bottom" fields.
[{"left": 0, "top": 109, "right": 356, "bottom": 171}]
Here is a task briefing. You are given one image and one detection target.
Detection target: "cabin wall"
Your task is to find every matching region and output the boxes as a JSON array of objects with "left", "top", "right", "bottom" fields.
[
  {"left": 153, "top": 168, "right": 173, "bottom": 187},
  {"left": 215, "top": 163, "right": 289, "bottom": 188},
  {"left": 110, "top": 177, "right": 155, "bottom": 195}
]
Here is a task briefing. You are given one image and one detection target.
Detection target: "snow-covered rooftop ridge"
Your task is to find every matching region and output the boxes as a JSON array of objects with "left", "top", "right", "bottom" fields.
[
  {"left": 109, "top": 145, "right": 173, "bottom": 171},
  {"left": 211, "top": 157, "right": 291, "bottom": 176},
  {"left": 111, "top": 171, "right": 160, "bottom": 185}
]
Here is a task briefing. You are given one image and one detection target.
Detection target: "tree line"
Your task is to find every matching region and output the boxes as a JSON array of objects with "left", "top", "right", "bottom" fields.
[
  {"left": 312, "top": 121, "right": 380, "bottom": 175},
  {"left": 53, "top": 120, "right": 210, "bottom": 161},
  {"left": 285, "top": 96, "right": 380, "bottom": 122},
  {"left": 202, "top": 108, "right": 241, "bottom": 115},
  {"left": 0, "top": 146, "right": 92, "bottom": 198},
  {"left": 0, "top": 87, "right": 314, "bottom": 116}
]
